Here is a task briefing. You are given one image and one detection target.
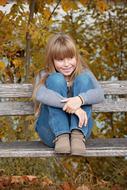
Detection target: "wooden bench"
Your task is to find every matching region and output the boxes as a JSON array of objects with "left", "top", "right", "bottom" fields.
[{"left": 0, "top": 81, "right": 127, "bottom": 157}]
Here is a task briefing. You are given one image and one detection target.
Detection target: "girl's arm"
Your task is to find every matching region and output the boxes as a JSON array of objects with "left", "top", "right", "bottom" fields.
[
  {"left": 62, "top": 69, "right": 104, "bottom": 114},
  {"left": 78, "top": 69, "right": 105, "bottom": 105},
  {"left": 62, "top": 69, "right": 104, "bottom": 107},
  {"left": 34, "top": 69, "right": 104, "bottom": 109},
  {"left": 34, "top": 71, "right": 65, "bottom": 108}
]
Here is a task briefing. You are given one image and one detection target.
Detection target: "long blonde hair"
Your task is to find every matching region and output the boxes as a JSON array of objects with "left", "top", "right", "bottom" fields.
[{"left": 32, "top": 32, "right": 90, "bottom": 116}]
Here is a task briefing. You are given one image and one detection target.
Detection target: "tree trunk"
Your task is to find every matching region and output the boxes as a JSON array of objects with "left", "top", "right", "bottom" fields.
[{"left": 24, "top": 0, "right": 36, "bottom": 82}]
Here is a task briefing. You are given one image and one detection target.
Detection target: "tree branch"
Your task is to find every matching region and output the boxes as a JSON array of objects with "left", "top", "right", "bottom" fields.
[{"left": 48, "top": 0, "right": 61, "bottom": 21}]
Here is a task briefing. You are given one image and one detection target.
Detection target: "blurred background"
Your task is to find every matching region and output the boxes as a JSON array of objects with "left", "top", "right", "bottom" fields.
[{"left": 0, "top": 0, "right": 127, "bottom": 189}]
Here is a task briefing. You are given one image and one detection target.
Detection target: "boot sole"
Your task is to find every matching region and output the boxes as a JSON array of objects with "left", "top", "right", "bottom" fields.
[
  {"left": 71, "top": 152, "right": 85, "bottom": 156},
  {"left": 71, "top": 149, "right": 86, "bottom": 156},
  {"left": 54, "top": 150, "right": 71, "bottom": 154}
]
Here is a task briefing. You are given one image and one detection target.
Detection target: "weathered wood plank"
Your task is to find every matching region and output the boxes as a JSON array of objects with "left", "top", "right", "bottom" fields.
[
  {"left": 0, "top": 99, "right": 127, "bottom": 115},
  {"left": 0, "top": 102, "right": 34, "bottom": 116},
  {"left": 0, "top": 84, "right": 33, "bottom": 98},
  {"left": 0, "top": 81, "right": 127, "bottom": 97},
  {"left": 0, "top": 138, "right": 126, "bottom": 157},
  {"left": 100, "top": 80, "right": 127, "bottom": 95}
]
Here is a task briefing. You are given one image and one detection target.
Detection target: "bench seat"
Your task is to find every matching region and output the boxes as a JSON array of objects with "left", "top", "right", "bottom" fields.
[{"left": 0, "top": 138, "right": 127, "bottom": 157}]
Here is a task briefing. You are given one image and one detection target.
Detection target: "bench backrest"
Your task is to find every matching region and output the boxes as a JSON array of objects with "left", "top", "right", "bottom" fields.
[{"left": 0, "top": 81, "right": 127, "bottom": 116}]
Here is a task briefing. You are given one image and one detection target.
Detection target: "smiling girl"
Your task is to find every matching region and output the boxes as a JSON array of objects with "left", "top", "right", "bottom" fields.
[{"left": 32, "top": 33, "right": 104, "bottom": 155}]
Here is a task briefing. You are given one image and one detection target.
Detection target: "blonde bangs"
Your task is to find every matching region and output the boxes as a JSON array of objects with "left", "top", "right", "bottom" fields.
[{"left": 51, "top": 39, "right": 77, "bottom": 60}]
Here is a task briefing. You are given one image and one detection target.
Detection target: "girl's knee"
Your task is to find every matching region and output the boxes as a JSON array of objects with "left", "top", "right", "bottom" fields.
[
  {"left": 46, "top": 72, "right": 66, "bottom": 88},
  {"left": 74, "top": 73, "right": 93, "bottom": 88}
]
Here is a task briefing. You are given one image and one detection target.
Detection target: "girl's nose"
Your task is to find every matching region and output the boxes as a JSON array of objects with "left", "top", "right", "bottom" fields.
[{"left": 64, "top": 59, "right": 69, "bottom": 66}]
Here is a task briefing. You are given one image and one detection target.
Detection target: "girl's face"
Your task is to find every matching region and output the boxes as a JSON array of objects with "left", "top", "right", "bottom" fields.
[{"left": 54, "top": 56, "right": 77, "bottom": 78}]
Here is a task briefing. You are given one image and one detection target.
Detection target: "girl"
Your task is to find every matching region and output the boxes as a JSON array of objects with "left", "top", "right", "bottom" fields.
[{"left": 32, "top": 33, "right": 104, "bottom": 155}]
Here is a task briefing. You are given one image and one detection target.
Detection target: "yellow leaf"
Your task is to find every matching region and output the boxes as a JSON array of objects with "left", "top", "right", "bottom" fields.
[
  {"left": 12, "top": 59, "right": 22, "bottom": 68},
  {"left": 46, "top": 0, "right": 54, "bottom": 3},
  {"left": 79, "top": 0, "right": 89, "bottom": 6},
  {"left": 96, "top": 0, "right": 108, "bottom": 12},
  {"left": 0, "top": 0, "right": 7, "bottom": 6},
  {"left": 43, "top": 8, "right": 51, "bottom": 19},
  {"left": 0, "top": 61, "right": 5, "bottom": 70},
  {"left": 61, "top": 0, "right": 78, "bottom": 12}
]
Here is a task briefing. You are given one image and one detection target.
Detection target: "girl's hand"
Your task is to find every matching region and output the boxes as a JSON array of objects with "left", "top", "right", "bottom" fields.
[
  {"left": 74, "top": 108, "right": 88, "bottom": 128},
  {"left": 61, "top": 96, "right": 82, "bottom": 114}
]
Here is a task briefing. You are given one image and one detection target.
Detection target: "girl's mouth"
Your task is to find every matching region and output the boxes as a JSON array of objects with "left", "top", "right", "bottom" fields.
[{"left": 62, "top": 67, "right": 73, "bottom": 72}]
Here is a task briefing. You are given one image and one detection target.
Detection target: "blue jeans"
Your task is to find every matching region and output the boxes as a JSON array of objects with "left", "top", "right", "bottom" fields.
[{"left": 35, "top": 72, "right": 93, "bottom": 148}]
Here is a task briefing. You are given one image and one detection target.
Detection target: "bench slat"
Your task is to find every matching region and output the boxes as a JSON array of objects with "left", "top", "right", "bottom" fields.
[
  {"left": 0, "top": 102, "right": 33, "bottom": 115},
  {"left": 0, "top": 84, "right": 33, "bottom": 98},
  {"left": 0, "top": 138, "right": 126, "bottom": 157},
  {"left": 0, "top": 81, "right": 127, "bottom": 97},
  {"left": 0, "top": 99, "right": 127, "bottom": 115}
]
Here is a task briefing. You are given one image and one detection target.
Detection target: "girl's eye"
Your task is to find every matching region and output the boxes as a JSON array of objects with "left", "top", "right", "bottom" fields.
[
  {"left": 55, "top": 59, "right": 63, "bottom": 61},
  {"left": 55, "top": 57, "right": 74, "bottom": 61},
  {"left": 58, "top": 58, "right": 64, "bottom": 61}
]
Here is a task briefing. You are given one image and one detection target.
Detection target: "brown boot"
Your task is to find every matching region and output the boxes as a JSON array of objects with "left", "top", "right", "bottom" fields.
[
  {"left": 71, "top": 129, "right": 86, "bottom": 155},
  {"left": 53, "top": 133, "right": 71, "bottom": 154}
]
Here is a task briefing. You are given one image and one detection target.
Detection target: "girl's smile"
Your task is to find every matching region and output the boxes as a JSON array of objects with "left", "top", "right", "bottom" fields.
[{"left": 54, "top": 57, "right": 77, "bottom": 77}]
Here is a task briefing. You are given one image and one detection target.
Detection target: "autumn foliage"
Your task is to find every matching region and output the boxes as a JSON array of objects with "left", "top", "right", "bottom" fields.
[{"left": 0, "top": 0, "right": 127, "bottom": 189}]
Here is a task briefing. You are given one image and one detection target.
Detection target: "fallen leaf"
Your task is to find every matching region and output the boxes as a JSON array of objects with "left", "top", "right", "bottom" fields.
[
  {"left": 76, "top": 185, "right": 91, "bottom": 190},
  {"left": 111, "top": 184, "right": 122, "bottom": 190},
  {"left": 41, "top": 176, "right": 53, "bottom": 187},
  {"left": 11, "top": 176, "right": 24, "bottom": 184},
  {"left": 60, "top": 181, "right": 75, "bottom": 190},
  {"left": 23, "top": 175, "right": 37, "bottom": 182},
  {"left": 0, "top": 176, "right": 11, "bottom": 187}
]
